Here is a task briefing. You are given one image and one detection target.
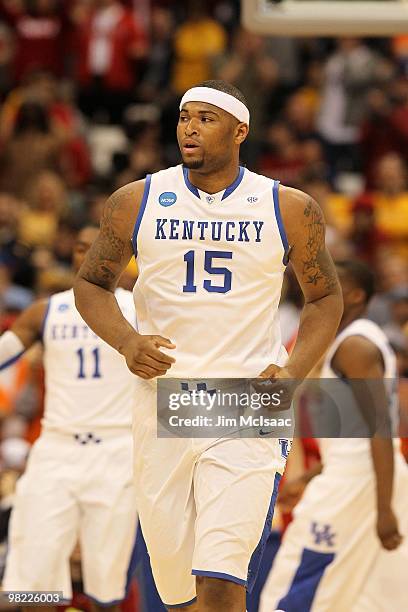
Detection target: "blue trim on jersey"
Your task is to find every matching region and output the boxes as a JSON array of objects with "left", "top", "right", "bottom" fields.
[
  {"left": 166, "top": 597, "right": 197, "bottom": 608},
  {"left": 132, "top": 174, "right": 152, "bottom": 256},
  {"left": 191, "top": 569, "right": 246, "bottom": 587},
  {"left": 272, "top": 180, "right": 290, "bottom": 265},
  {"left": 40, "top": 298, "right": 50, "bottom": 342},
  {"left": 0, "top": 350, "right": 25, "bottom": 371},
  {"left": 247, "top": 472, "right": 281, "bottom": 593},
  {"left": 183, "top": 165, "right": 245, "bottom": 201},
  {"left": 277, "top": 548, "right": 335, "bottom": 612},
  {"left": 222, "top": 165, "right": 245, "bottom": 200},
  {"left": 183, "top": 165, "right": 200, "bottom": 197}
]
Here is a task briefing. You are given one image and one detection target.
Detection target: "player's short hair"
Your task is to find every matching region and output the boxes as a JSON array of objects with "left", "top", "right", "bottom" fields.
[
  {"left": 194, "top": 80, "right": 248, "bottom": 109},
  {"left": 336, "top": 260, "right": 376, "bottom": 304}
]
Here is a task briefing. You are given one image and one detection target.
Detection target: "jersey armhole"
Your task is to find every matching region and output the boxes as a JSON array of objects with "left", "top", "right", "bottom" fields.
[
  {"left": 131, "top": 174, "right": 152, "bottom": 257},
  {"left": 330, "top": 333, "right": 386, "bottom": 377},
  {"left": 272, "top": 180, "right": 290, "bottom": 266},
  {"left": 40, "top": 298, "right": 51, "bottom": 343}
]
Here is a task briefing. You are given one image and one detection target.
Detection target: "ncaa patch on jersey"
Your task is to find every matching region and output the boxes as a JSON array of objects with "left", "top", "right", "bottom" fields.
[
  {"left": 247, "top": 196, "right": 258, "bottom": 203},
  {"left": 58, "top": 304, "right": 69, "bottom": 312},
  {"left": 159, "top": 192, "right": 177, "bottom": 207}
]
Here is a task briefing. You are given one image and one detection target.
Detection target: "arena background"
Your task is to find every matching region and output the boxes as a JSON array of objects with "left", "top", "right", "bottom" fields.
[{"left": 0, "top": 0, "right": 407, "bottom": 610}]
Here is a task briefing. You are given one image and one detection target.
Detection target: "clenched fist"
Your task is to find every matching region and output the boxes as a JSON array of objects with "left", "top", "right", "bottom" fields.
[{"left": 120, "top": 333, "right": 176, "bottom": 379}]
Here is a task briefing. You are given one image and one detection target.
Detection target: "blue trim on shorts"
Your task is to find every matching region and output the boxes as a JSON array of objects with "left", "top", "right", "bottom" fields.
[
  {"left": 277, "top": 548, "right": 335, "bottom": 612},
  {"left": 272, "top": 180, "right": 290, "bottom": 265},
  {"left": 165, "top": 596, "right": 197, "bottom": 608},
  {"left": 125, "top": 519, "right": 140, "bottom": 593},
  {"left": 132, "top": 174, "right": 152, "bottom": 256},
  {"left": 0, "top": 350, "right": 25, "bottom": 371},
  {"left": 40, "top": 298, "right": 50, "bottom": 342},
  {"left": 247, "top": 472, "right": 282, "bottom": 593},
  {"left": 191, "top": 569, "right": 246, "bottom": 587}
]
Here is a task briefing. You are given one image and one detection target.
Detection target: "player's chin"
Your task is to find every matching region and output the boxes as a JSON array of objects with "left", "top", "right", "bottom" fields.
[{"left": 182, "top": 155, "right": 205, "bottom": 169}]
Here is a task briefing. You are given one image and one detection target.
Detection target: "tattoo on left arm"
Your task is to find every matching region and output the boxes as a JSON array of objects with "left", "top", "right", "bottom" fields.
[{"left": 302, "top": 199, "right": 338, "bottom": 292}]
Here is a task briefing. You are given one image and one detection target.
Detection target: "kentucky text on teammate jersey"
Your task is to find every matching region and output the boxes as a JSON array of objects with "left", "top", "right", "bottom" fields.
[
  {"left": 50, "top": 324, "right": 99, "bottom": 341},
  {"left": 154, "top": 218, "right": 264, "bottom": 242}
]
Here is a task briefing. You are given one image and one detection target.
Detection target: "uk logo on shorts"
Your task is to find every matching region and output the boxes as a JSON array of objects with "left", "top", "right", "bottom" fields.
[
  {"left": 58, "top": 304, "right": 69, "bottom": 312},
  {"left": 159, "top": 192, "right": 177, "bottom": 207},
  {"left": 311, "top": 522, "right": 336, "bottom": 547}
]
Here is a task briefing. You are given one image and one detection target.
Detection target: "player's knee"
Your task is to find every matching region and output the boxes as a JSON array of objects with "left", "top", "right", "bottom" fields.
[{"left": 196, "top": 576, "right": 243, "bottom": 607}]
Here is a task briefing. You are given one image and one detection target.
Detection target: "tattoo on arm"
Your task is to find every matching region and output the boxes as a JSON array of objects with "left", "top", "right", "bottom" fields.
[
  {"left": 80, "top": 191, "right": 129, "bottom": 289},
  {"left": 302, "top": 199, "right": 338, "bottom": 292}
]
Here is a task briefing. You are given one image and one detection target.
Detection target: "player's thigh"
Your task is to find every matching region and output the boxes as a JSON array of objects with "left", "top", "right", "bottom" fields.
[
  {"left": 79, "top": 483, "right": 138, "bottom": 603},
  {"left": 4, "top": 442, "right": 78, "bottom": 591},
  {"left": 193, "top": 438, "right": 284, "bottom": 587},
  {"left": 134, "top": 436, "right": 198, "bottom": 607},
  {"left": 79, "top": 435, "right": 138, "bottom": 603},
  {"left": 133, "top": 411, "right": 196, "bottom": 559}
]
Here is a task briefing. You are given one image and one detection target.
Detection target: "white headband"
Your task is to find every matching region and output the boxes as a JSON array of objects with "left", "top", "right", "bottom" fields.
[{"left": 179, "top": 87, "right": 250, "bottom": 125}]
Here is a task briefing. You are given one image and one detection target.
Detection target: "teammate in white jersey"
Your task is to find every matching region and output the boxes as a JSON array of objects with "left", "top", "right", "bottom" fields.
[
  {"left": 73, "top": 80, "right": 343, "bottom": 611},
  {"left": 260, "top": 260, "right": 408, "bottom": 612},
  {"left": 1, "top": 226, "right": 138, "bottom": 609}
]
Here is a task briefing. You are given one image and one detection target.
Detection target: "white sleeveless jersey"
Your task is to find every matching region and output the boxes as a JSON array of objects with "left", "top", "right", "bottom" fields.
[
  {"left": 42, "top": 288, "right": 136, "bottom": 433},
  {"left": 132, "top": 164, "right": 289, "bottom": 378},
  {"left": 319, "top": 318, "right": 399, "bottom": 469}
]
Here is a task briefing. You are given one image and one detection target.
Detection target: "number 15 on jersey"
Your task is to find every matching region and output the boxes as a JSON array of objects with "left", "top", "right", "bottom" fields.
[{"left": 183, "top": 250, "right": 233, "bottom": 294}]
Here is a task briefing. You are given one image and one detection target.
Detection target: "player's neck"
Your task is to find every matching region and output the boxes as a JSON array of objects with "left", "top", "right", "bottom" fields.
[
  {"left": 187, "top": 163, "right": 241, "bottom": 195},
  {"left": 338, "top": 307, "right": 366, "bottom": 333}
]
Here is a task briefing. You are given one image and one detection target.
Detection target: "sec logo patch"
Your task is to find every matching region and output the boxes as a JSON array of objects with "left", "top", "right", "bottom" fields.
[{"left": 159, "top": 192, "right": 177, "bottom": 207}]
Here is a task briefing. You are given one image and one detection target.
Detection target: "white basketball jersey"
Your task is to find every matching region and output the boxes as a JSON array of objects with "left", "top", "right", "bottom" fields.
[
  {"left": 42, "top": 288, "right": 136, "bottom": 433},
  {"left": 320, "top": 318, "right": 399, "bottom": 469},
  {"left": 132, "top": 164, "right": 288, "bottom": 378}
]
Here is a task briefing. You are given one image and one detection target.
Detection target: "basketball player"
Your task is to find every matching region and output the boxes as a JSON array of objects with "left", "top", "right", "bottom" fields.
[
  {"left": 73, "top": 81, "right": 343, "bottom": 611},
  {"left": 260, "top": 260, "right": 408, "bottom": 612},
  {"left": 1, "top": 226, "right": 138, "bottom": 610}
]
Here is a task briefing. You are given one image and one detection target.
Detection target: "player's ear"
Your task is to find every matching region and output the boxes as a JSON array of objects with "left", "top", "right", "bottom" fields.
[
  {"left": 234, "top": 122, "right": 249, "bottom": 145},
  {"left": 350, "top": 287, "right": 366, "bottom": 306}
]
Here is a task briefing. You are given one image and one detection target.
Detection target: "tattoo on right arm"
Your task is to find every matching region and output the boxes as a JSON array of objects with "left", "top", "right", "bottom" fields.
[{"left": 79, "top": 189, "right": 132, "bottom": 290}]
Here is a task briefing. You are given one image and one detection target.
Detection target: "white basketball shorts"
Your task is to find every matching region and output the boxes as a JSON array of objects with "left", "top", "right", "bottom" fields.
[
  {"left": 3, "top": 429, "right": 138, "bottom": 604},
  {"left": 260, "top": 452, "right": 408, "bottom": 612},
  {"left": 133, "top": 379, "right": 290, "bottom": 608}
]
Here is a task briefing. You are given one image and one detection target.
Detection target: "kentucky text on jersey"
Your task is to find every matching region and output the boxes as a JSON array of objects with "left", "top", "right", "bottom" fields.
[
  {"left": 155, "top": 218, "right": 265, "bottom": 242},
  {"left": 50, "top": 324, "right": 99, "bottom": 341}
]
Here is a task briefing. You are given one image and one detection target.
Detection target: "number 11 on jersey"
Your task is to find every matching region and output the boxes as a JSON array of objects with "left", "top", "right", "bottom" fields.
[
  {"left": 76, "top": 348, "right": 102, "bottom": 379},
  {"left": 183, "top": 250, "right": 232, "bottom": 294}
]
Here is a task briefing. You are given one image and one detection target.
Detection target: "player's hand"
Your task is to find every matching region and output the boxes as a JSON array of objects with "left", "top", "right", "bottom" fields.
[
  {"left": 121, "top": 333, "right": 176, "bottom": 379},
  {"left": 278, "top": 477, "right": 307, "bottom": 513},
  {"left": 376, "top": 508, "right": 403, "bottom": 550},
  {"left": 253, "top": 364, "right": 297, "bottom": 411},
  {"left": 259, "top": 364, "right": 293, "bottom": 379}
]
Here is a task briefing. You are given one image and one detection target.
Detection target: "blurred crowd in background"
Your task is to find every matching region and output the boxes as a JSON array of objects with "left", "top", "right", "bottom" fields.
[{"left": 0, "top": 0, "right": 407, "bottom": 587}]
